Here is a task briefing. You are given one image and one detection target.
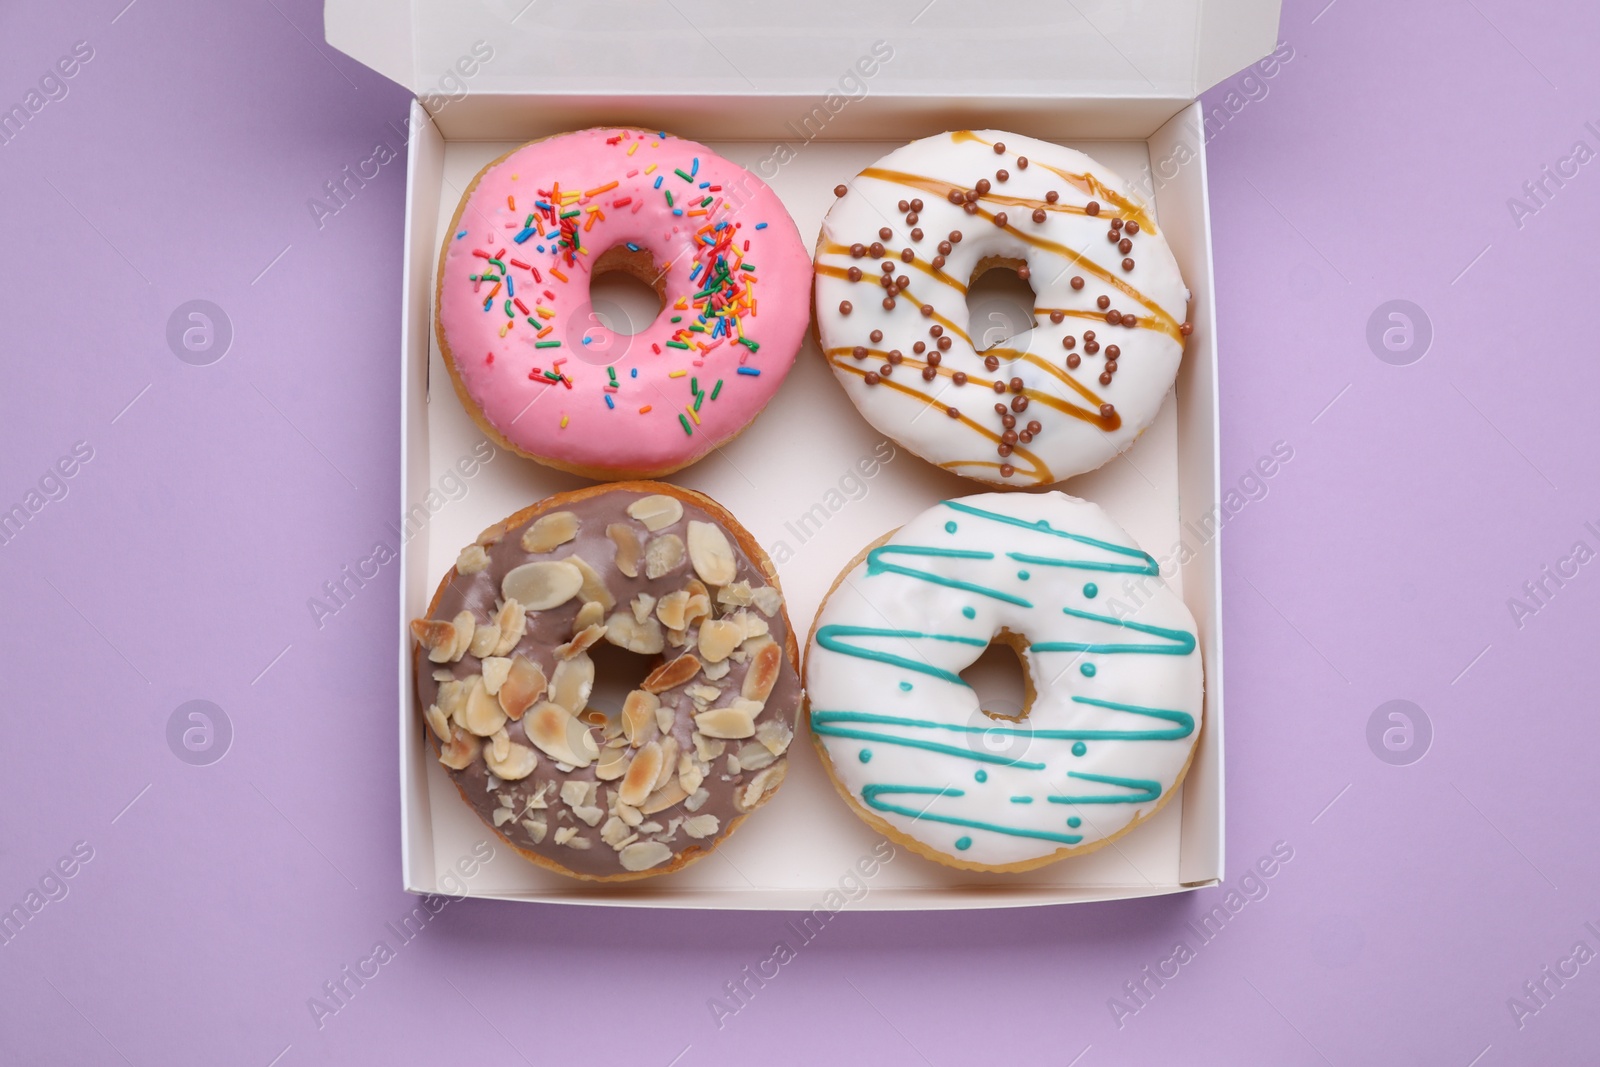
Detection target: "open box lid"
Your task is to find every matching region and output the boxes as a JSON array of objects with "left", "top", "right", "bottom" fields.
[{"left": 325, "top": 0, "right": 1281, "bottom": 108}]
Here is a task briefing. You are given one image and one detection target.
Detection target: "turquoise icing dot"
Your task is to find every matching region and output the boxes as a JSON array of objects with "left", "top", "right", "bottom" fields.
[
  {"left": 1072, "top": 741, "right": 1087, "bottom": 756},
  {"left": 975, "top": 769, "right": 988, "bottom": 783},
  {"left": 961, "top": 606, "right": 976, "bottom": 619},
  {"left": 898, "top": 681, "right": 913, "bottom": 692},
  {"left": 1067, "top": 816, "right": 1082, "bottom": 828},
  {"left": 955, "top": 836, "right": 972, "bottom": 850},
  {"left": 1083, "top": 582, "right": 1098, "bottom": 599},
  {"left": 1017, "top": 569, "right": 1031, "bottom": 580},
  {"left": 944, "top": 520, "right": 958, "bottom": 533},
  {"left": 858, "top": 749, "right": 873, "bottom": 763},
  {"left": 1080, "top": 663, "right": 1096, "bottom": 677}
]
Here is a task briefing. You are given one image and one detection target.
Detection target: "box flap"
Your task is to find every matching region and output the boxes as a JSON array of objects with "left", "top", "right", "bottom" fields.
[{"left": 326, "top": 0, "right": 1280, "bottom": 104}]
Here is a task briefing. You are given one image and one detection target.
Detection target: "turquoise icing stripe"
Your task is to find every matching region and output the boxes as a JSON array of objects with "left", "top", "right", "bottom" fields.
[
  {"left": 862, "top": 784, "right": 1083, "bottom": 845},
  {"left": 1007, "top": 550, "right": 1156, "bottom": 576},
  {"left": 811, "top": 699, "right": 1193, "bottom": 742},
  {"left": 814, "top": 625, "right": 985, "bottom": 684},
  {"left": 1030, "top": 607, "right": 1196, "bottom": 657},
  {"left": 1046, "top": 771, "right": 1162, "bottom": 805},
  {"left": 810, "top": 720, "right": 1046, "bottom": 769},
  {"left": 941, "top": 499, "right": 1159, "bottom": 574},
  {"left": 866, "top": 545, "right": 1033, "bottom": 607}
]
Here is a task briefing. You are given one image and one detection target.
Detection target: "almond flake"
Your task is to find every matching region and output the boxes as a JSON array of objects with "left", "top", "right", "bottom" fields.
[
  {"left": 549, "top": 652, "right": 595, "bottom": 714},
  {"left": 438, "top": 726, "right": 478, "bottom": 770},
  {"left": 742, "top": 638, "right": 783, "bottom": 703},
  {"left": 687, "top": 521, "right": 737, "bottom": 586},
  {"left": 497, "top": 654, "right": 546, "bottom": 720},
  {"left": 695, "top": 704, "right": 756, "bottom": 739},
  {"left": 567, "top": 554, "right": 615, "bottom": 612},
  {"left": 609, "top": 523, "right": 642, "bottom": 577},
  {"left": 644, "top": 534, "right": 686, "bottom": 579},
  {"left": 523, "top": 701, "right": 598, "bottom": 768},
  {"left": 456, "top": 544, "right": 490, "bottom": 575},
  {"left": 522, "top": 818, "right": 548, "bottom": 843},
  {"left": 681, "top": 814, "right": 720, "bottom": 839},
  {"left": 575, "top": 600, "right": 606, "bottom": 630},
  {"left": 490, "top": 599, "right": 526, "bottom": 657},
  {"left": 605, "top": 611, "right": 665, "bottom": 655},
  {"left": 481, "top": 656, "right": 511, "bottom": 695},
  {"left": 483, "top": 739, "right": 537, "bottom": 780},
  {"left": 626, "top": 494, "right": 683, "bottom": 532},
  {"left": 622, "top": 690, "right": 660, "bottom": 747},
  {"left": 463, "top": 676, "right": 507, "bottom": 737},
  {"left": 521, "top": 511, "right": 580, "bottom": 553},
  {"left": 643, "top": 653, "right": 701, "bottom": 693},
  {"left": 697, "top": 619, "right": 742, "bottom": 663},
  {"left": 501, "top": 560, "right": 583, "bottom": 610},
  {"left": 618, "top": 840, "right": 673, "bottom": 872}
]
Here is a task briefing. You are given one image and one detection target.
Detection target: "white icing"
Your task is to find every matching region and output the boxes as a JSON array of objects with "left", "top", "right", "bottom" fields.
[
  {"left": 806, "top": 491, "right": 1202, "bottom": 868},
  {"left": 814, "top": 130, "right": 1189, "bottom": 485}
]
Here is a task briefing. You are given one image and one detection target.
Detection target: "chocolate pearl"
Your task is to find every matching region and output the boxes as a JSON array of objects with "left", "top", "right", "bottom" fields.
[
  {"left": 930, "top": 325, "right": 943, "bottom": 336},
  {"left": 913, "top": 341, "right": 926, "bottom": 354},
  {"left": 880, "top": 274, "right": 894, "bottom": 289},
  {"left": 997, "top": 169, "right": 1009, "bottom": 182},
  {"left": 1097, "top": 295, "right": 1111, "bottom": 310},
  {"left": 1100, "top": 403, "right": 1115, "bottom": 418},
  {"left": 1045, "top": 190, "right": 1059, "bottom": 203},
  {"left": 847, "top": 266, "right": 862, "bottom": 281},
  {"left": 897, "top": 199, "right": 909, "bottom": 212},
  {"left": 864, "top": 371, "right": 880, "bottom": 384},
  {"left": 1125, "top": 220, "right": 1140, "bottom": 234},
  {"left": 1067, "top": 353, "right": 1081, "bottom": 369},
  {"left": 834, "top": 184, "right": 848, "bottom": 197},
  {"left": 1085, "top": 201, "right": 1100, "bottom": 216},
  {"left": 879, "top": 227, "right": 893, "bottom": 240},
  {"left": 1119, "top": 238, "right": 1133, "bottom": 254},
  {"left": 932, "top": 255, "right": 946, "bottom": 269},
  {"left": 1032, "top": 208, "right": 1047, "bottom": 223},
  {"left": 963, "top": 202, "right": 978, "bottom": 215},
  {"left": 927, "top": 352, "right": 941, "bottom": 366},
  {"left": 920, "top": 304, "right": 935, "bottom": 317},
  {"left": 1011, "top": 395, "right": 1029, "bottom": 412},
  {"left": 1084, "top": 330, "right": 1096, "bottom": 342},
  {"left": 993, "top": 402, "right": 1008, "bottom": 415},
  {"left": 849, "top": 243, "right": 865, "bottom": 258},
  {"left": 976, "top": 179, "right": 991, "bottom": 194},
  {"left": 1001, "top": 413, "right": 1016, "bottom": 429},
  {"left": 1105, "top": 360, "right": 1118, "bottom": 373},
  {"left": 993, "top": 212, "right": 1008, "bottom": 227},
  {"left": 887, "top": 350, "right": 904, "bottom": 364},
  {"left": 1111, "top": 217, "right": 1124, "bottom": 231},
  {"left": 1180, "top": 321, "right": 1194, "bottom": 336},
  {"left": 1018, "top": 430, "right": 1033, "bottom": 444},
  {"left": 938, "top": 240, "right": 953, "bottom": 255},
  {"left": 936, "top": 336, "right": 952, "bottom": 350},
  {"left": 999, "top": 463, "right": 1015, "bottom": 478},
  {"left": 1106, "top": 310, "right": 1122, "bottom": 325},
  {"left": 964, "top": 189, "right": 979, "bottom": 202},
  {"left": 911, "top": 228, "right": 924, "bottom": 241},
  {"left": 906, "top": 213, "right": 919, "bottom": 225},
  {"left": 993, "top": 142, "right": 1006, "bottom": 154},
  {"left": 1105, "top": 345, "right": 1120, "bottom": 359},
  {"left": 1016, "top": 157, "right": 1028, "bottom": 169},
  {"left": 839, "top": 300, "right": 852, "bottom": 314},
  {"left": 912, "top": 199, "right": 924, "bottom": 212},
  {"left": 1001, "top": 429, "right": 1018, "bottom": 445},
  {"left": 997, "top": 443, "right": 1013, "bottom": 458},
  {"left": 1084, "top": 340, "right": 1100, "bottom": 354},
  {"left": 869, "top": 242, "right": 884, "bottom": 257},
  {"left": 1122, "top": 315, "right": 1137, "bottom": 328},
  {"left": 992, "top": 380, "right": 1006, "bottom": 394},
  {"left": 882, "top": 297, "right": 896, "bottom": 309},
  {"left": 984, "top": 355, "right": 1000, "bottom": 371},
  {"left": 1026, "top": 420, "right": 1041, "bottom": 434},
  {"left": 881, "top": 261, "right": 896, "bottom": 273},
  {"left": 1070, "top": 276, "right": 1085, "bottom": 290},
  {"left": 946, "top": 406, "right": 960, "bottom": 418},
  {"left": 949, "top": 231, "right": 963, "bottom": 243},
  {"left": 921, "top": 367, "right": 937, "bottom": 381},
  {"left": 1062, "top": 335, "right": 1076, "bottom": 350},
  {"left": 902, "top": 248, "right": 915, "bottom": 263},
  {"left": 896, "top": 276, "right": 910, "bottom": 291},
  {"left": 952, "top": 371, "right": 968, "bottom": 385},
  {"left": 1049, "top": 310, "right": 1065, "bottom": 324},
  {"left": 880, "top": 363, "right": 893, "bottom": 376},
  {"left": 947, "top": 189, "right": 964, "bottom": 204},
  {"left": 1122, "top": 258, "right": 1134, "bottom": 271},
  {"left": 1009, "top": 377, "right": 1025, "bottom": 393},
  {"left": 870, "top": 330, "right": 883, "bottom": 342},
  {"left": 852, "top": 345, "right": 868, "bottom": 359},
  {"left": 1099, "top": 372, "right": 1112, "bottom": 385},
  {"left": 1108, "top": 231, "right": 1121, "bottom": 244},
  {"left": 1017, "top": 266, "right": 1031, "bottom": 281}
]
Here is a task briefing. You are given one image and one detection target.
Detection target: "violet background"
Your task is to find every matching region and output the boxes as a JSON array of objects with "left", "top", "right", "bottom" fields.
[{"left": 2, "top": 0, "right": 1598, "bottom": 1063}]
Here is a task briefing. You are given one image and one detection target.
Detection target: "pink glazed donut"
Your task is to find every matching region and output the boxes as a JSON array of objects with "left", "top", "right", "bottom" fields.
[{"left": 435, "top": 128, "right": 811, "bottom": 480}]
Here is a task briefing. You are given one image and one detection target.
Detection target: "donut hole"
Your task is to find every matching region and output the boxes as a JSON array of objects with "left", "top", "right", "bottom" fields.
[
  {"left": 581, "top": 639, "right": 662, "bottom": 725},
  {"left": 965, "top": 257, "right": 1037, "bottom": 354},
  {"left": 571, "top": 246, "right": 667, "bottom": 364},
  {"left": 959, "top": 630, "right": 1036, "bottom": 723}
]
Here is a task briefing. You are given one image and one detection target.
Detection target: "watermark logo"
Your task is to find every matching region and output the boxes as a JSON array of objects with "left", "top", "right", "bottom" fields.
[
  {"left": 1366, "top": 300, "right": 1431, "bottom": 366},
  {"left": 1365, "top": 699, "right": 1430, "bottom": 766},
  {"left": 166, "top": 699, "right": 232, "bottom": 767},
  {"left": 166, "top": 300, "right": 232, "bottom": 366}
]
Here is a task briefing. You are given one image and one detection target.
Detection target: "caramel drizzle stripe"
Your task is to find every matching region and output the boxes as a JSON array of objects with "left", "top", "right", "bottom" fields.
[
  {"left": 827, "top": 355, "right": 1053, "bottom": 483},
  {"left": 1033, "top": 306, "right": 1162, "bottom": 335},
  {"left": 852, "top": 167, "right": 1180, "bottom": 341},
  {"left": 947, "top": 131, "right": 1157, "bottom": 234},
  {"left": 825, "top": 241, "right": 960, "bottom": 292},
  {"left": 823, "top": 347, "right": 1119, "bottom": 432}
]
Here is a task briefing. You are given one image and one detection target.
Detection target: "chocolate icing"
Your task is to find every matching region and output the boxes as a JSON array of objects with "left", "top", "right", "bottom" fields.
[{"left": 413, "top": 487, "right": 800, "bottom": 879}]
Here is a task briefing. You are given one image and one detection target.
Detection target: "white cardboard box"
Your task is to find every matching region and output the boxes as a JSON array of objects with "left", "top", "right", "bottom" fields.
[{"left": 325, "top": 0, "right": 1281, "bottom": 909}]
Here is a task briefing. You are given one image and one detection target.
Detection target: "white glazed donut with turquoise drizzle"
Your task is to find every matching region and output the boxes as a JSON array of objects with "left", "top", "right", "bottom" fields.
[{"left": 805, "top": 491, "right": 1202, "bottom": 870}]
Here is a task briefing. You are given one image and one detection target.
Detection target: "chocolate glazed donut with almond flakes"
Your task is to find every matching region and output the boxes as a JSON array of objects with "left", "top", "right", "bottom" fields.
[{"left": 410, "top": 482, "right": 800, "bottom": 881}]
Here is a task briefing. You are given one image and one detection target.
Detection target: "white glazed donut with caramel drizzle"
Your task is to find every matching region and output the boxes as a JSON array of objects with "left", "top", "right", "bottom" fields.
[{"left": 814, "top": 131, "right": 1192, "bottom": 486}]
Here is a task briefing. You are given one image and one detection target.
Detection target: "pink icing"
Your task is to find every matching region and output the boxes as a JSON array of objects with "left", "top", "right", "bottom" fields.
[{"left": 437, "top": 128, "right": 810, "bottom": 475}]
